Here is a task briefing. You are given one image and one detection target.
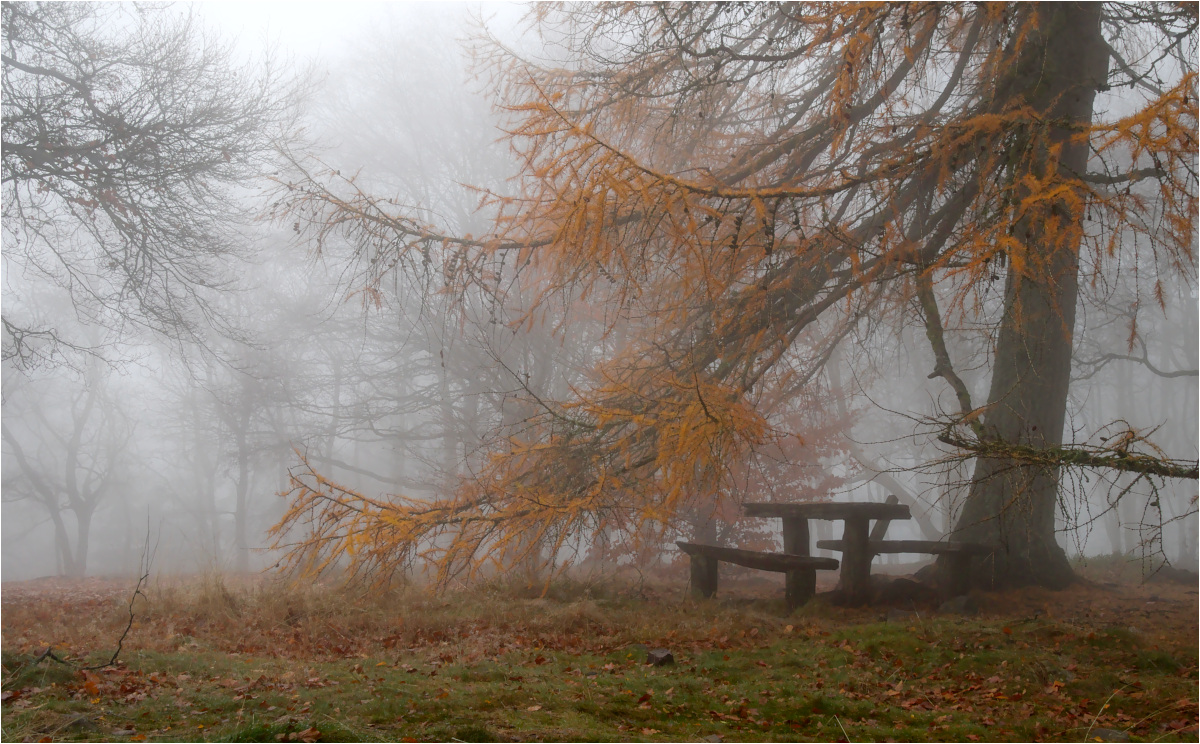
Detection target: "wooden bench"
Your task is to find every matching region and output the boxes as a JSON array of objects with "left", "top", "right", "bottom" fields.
[
  {"left": 814, "top": 539, "right": 993, "bottom": 597},
  {"left": 743, "top": 497, "right": 911, "bottom": 605},
  {"left": 676, "top": 541, "right": 839, "bottom": 611}
]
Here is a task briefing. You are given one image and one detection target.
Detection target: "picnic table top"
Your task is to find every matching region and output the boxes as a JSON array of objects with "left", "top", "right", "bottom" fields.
[{"left": 743, "top": 501, "right": 911, "bottom": 521}]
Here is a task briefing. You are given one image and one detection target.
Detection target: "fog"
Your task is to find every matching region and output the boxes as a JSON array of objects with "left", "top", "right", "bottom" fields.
[{"left": 3, "top": 3, "right": 1196, "bottom": 584}]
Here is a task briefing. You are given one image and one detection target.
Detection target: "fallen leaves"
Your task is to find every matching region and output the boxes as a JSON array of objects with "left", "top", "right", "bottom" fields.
[{"left": 1, "top": 573, "right": 1196, "bottom": 744}]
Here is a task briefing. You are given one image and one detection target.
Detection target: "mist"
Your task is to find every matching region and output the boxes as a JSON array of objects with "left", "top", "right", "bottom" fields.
[{"left": 3, "top": 2, "right": 1196, "bottom": 588}]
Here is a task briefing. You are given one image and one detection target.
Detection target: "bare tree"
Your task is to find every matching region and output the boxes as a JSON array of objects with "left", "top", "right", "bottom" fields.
[
  {"left": 1, "top": 362, "right": 134, "bottom": 576},
  {"left": 1, "top": 2, "right": 302, "bottom": 367}
]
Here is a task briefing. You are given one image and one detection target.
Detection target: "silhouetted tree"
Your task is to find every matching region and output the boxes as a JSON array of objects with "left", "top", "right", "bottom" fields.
[{"left": 2, "top": 2, "right": 301, "bottom": 367}]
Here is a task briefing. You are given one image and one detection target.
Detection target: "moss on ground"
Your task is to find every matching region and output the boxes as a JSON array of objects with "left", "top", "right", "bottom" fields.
[{"left": 2, "top": 573, "right": 1196, "bottom": 742}]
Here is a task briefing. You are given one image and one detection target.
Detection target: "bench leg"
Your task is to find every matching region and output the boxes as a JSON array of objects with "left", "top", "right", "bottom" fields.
[
  {"left": 785, "top": 569, "right": 815, "bottom": 611},
  {"left": 840, "top": 516, "right": 872, "bottom": 606},
  {"left": 782, "top": 517, "right": 814, "bottom": 610},
  {"left": 690, "top": 555, "right": 718, "bottom": 599}
]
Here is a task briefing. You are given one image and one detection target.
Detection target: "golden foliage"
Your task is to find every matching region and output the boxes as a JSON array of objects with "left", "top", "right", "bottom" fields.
[{"left": 271, "top": 3, "right": 1198, "bottom": 586}]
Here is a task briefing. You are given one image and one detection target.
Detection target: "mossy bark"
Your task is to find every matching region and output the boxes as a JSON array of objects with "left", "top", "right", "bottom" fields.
[{"left": 949, "top": 4, "right": 1110, "bottom": 590}]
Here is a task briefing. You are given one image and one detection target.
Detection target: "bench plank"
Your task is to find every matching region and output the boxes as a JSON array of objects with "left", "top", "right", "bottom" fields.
[
  {"left": 816, "top": 539, "right": 993, "bottom": 555},
  {"left": 744, "top": 502, "right": 911, "bottom": 521},
  {"left": 676, "top": 542, "right": 839, "bottom": 572}
]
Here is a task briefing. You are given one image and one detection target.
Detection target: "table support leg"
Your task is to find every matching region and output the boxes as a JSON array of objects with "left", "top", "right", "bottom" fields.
[
  {"left": 782, "top": 517, "right": 814, "bottom": 610},
  {"left": 690, "top": 555, "right": 718, "bottom": 599},
  {"left": 840, "top": 516, "right": 871, "bottom": 606}
]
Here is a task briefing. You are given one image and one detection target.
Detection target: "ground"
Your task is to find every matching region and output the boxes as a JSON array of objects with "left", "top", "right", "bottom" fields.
[{"left": 1, "top": 558, "right": 1196, "bottom": 742}]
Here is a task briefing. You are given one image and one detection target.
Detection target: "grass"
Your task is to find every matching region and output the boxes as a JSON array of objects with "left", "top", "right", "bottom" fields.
[{"left": 1, "top": 568, "right": 1196, "bottom": 742}]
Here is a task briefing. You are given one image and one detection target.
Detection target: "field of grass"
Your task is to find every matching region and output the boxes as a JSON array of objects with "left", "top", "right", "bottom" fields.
[{"left": 2, "top": 561, "right": 1196, "bottom": 742}]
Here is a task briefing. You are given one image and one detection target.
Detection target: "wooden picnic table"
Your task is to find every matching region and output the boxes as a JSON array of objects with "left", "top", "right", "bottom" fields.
[{"left": 743, "top": 500, "right": 911, "bottom": 606}]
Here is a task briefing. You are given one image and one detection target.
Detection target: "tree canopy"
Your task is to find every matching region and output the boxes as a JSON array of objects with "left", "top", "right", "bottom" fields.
[
  {"left": 272, "top": 3, "right": 1197, "bottom": 590},
  {"left": 2, "top": 2, "right": 300, "bottom": 367}
]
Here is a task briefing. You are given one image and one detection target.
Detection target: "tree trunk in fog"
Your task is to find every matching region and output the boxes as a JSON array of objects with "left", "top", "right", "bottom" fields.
[
  {"left": 950, "top": 4, "right": 1108, "bottom": 590},
  {"left": 391, "top": 374, "right": 410, "bottom": 490},
  {"left": 191, "top": 382, "right": 222, "bottom": 558},
  {"left": 1104, "top": 358, "right": 1135, "bottom": 554},
  {"left": 51, "top": 510, "right": 73, "bottom": 576},
  {"left": 438, "top": 346, "right": 458, "bottom": 490},
  {"left": 233, "top": 407, "right": 251, "bottom": 573},
  {"left": 327, "top": 360, "right": 342, "bottom": 463},
  {"left": 62, "top": 382, "right": 98, "bottom": 577},
  {"left": 71, "top": 505, "right": 94, "bottom": 577},
  {"left": 1103, "top": 497, "right": 1124, "bottom": 556},
  {"left": 828, "top": 345, "right": 942, "bottom": 540},
  {"left": 688, "top": 503, "right": 719, "bottom": 545}
]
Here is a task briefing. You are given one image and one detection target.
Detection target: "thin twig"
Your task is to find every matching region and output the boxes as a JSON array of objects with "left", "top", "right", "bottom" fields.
[
  {"left": 1083, "top": 686, "right": 1127, "bottom": 742},
  {"left": 834, "top": 714, "right": 852, "bottom": 742},
  {"left": 33, "top": 647, "right": 68, "bottom": 665},
  {"left": 81, "top": 517, "right": 156, "bottom": 671},
  {"left": 79, "top": 568, "right": 149, "bottom": 671}
]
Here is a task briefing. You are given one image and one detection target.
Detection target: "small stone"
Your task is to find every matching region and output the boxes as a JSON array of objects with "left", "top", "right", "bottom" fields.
[
  {"left": 1087, "top": 727, "right": 1131, "bottom": 742},
  {"left": 646, "top": 648, "right": 675, "bottom": 666},
  {"left": 703, "top": 735, "right": 724, "bottom": 742}
]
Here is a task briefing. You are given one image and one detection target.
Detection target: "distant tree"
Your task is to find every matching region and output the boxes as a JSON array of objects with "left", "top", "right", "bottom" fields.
[
  {"left": 1, "top": 362, "right": 134, "bottom": 576},
  {"left": 1, "top": 2, "right": 301, "bottom": 367},
  {"left": 273, "top": 3, "right": 1197, "bottom": 589}
]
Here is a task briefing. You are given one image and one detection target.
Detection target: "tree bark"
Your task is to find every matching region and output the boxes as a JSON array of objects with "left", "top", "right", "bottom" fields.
[
  {"left": 950, "top": 4, "right": 1110, "bottom": 589},
  {"left": 73, "top": 505, "right": 94, "bottom": 578},
  {"left": 234, "top": 428, "right": 250, "bottom": 573},
  {"left": 52, "top": 509, "right": 73, "bottom": 577},
  {"left": 233, "top": 373, "right": 258, "bottom": 574}
]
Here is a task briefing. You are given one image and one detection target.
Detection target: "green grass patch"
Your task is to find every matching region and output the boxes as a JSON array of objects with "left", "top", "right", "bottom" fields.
[
  {"left": 10, "top": 613, "right": 1193, "bottom": 742},
  {"left": 4, "top": 577, "right": 1197, "bottom": 742}
]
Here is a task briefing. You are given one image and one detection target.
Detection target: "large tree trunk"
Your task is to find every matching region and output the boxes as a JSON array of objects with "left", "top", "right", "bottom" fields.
[{"left": 950, "top": 4, "right": 1109, "bottom": 590}]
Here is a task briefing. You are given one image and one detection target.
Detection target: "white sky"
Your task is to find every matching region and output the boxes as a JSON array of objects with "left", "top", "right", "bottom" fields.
[{"left": 194, "top": 1, "right": 527, "bottom": 67}]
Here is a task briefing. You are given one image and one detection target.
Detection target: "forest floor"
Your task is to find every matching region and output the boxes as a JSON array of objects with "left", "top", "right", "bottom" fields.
[{"left": 1, "top": 558, "right": 1196, "bottom": 743}]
